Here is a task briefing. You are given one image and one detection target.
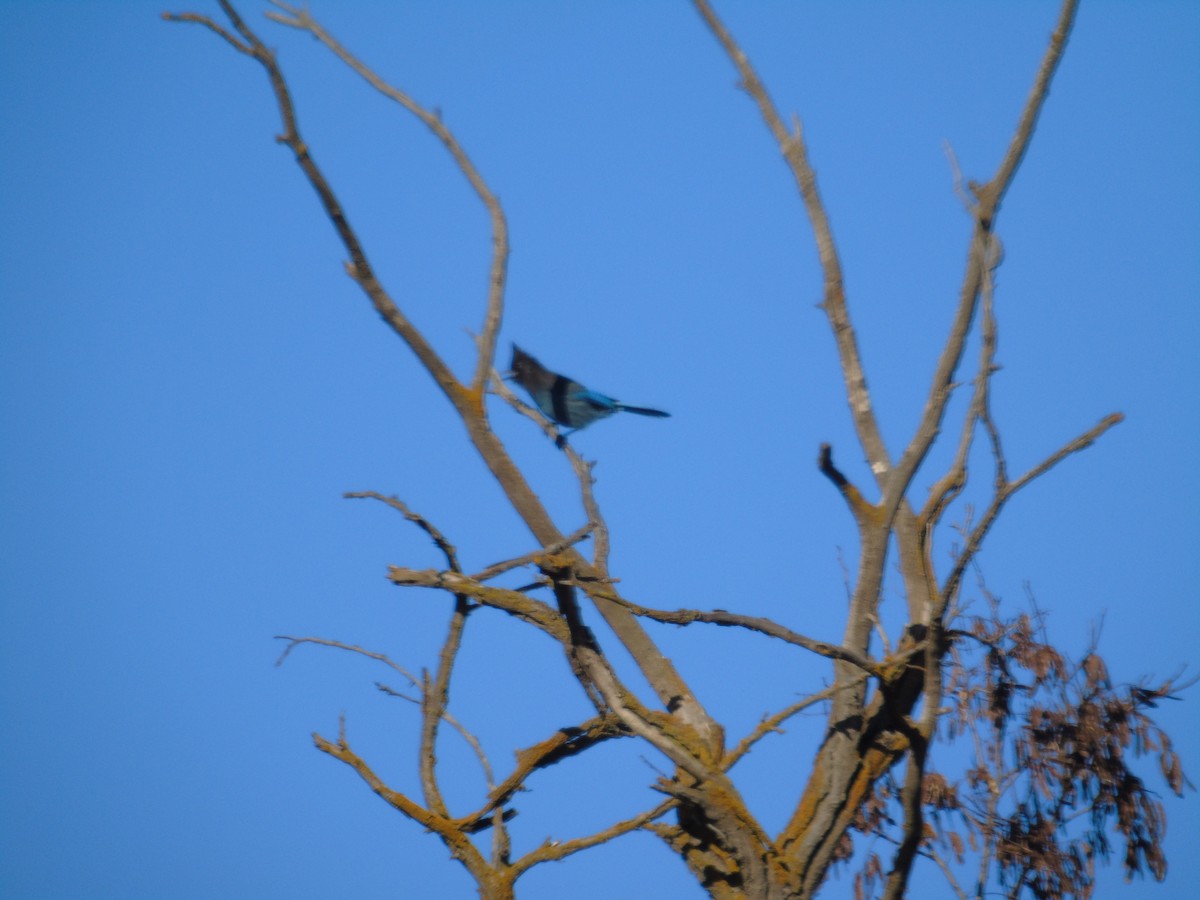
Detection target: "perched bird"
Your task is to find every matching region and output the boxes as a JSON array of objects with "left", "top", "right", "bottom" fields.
[{"left": 508, "top": 344, "right": 669, "bottom": 446}]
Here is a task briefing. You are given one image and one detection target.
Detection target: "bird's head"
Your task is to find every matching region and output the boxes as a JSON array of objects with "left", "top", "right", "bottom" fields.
[{"left": 507, "top": 343, "right": 543, "bottom": 385}]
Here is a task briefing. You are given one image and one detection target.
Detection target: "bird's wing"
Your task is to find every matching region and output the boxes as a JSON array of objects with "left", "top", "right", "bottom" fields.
[{"left": 574, "top": 389, "right": 620, "bottom": 411}]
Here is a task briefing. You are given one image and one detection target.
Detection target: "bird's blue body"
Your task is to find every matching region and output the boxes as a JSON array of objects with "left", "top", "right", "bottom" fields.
[{"left": 508, "top": 345, "right": 669, "bottom": 445}]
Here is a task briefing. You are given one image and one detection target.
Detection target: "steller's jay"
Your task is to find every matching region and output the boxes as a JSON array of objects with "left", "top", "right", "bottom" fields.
[{"left": 508, "top": 344, "right": 669, "bottom": 447}]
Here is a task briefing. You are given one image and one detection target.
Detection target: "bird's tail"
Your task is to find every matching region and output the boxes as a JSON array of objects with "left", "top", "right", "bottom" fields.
[{"left": 618, "top": 405, "right": 670, "bottom": 418}]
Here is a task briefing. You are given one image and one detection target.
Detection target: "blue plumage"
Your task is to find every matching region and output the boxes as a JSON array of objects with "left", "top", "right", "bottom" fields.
[{"left": 508, "top": 344, "right": 669, "bottom": 446}]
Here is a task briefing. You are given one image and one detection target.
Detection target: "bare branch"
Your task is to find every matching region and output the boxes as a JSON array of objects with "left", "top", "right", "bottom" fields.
[
  {"left": 327, "top": 494, "right": 478, "bottom": 815},
  {"left": 313, "top": 718, "right": 495, "bottom": 884},
  {"left": 925, "top": 845, "right": 970, "bottom": 900},
  {"left": 312, "top": 719, "right": 437, "bottom": 825},
  {"left": 984, "top": 0, "right": 1081, "bottom": 213},
  {"left": 889, "top": 0, "right": 1080, "bottom": 519},
  {"left": 167, "top": 0, "right": 464, "bottom": 406},
  {"left": 453, "top": 715, "right": 629, "bottom": 832},
  {"left": 274, "top": 634, "right": 417, "bottom": 677},
  {"left": 942, "top": 412, "right": 1123, "bottom": 606},
  {"left": 274, "top": 635, "right": 494, "bottom": 787},
  {"left": 819, "top": 443, "right": 879, "bottom": 524},
  {"left": 885, "top": 229, "right": 989, "bottom": 522},
  {"left": 691, "top": 0, "right": 890, "bottom": 479},
  {"left": 1008, "top": 413, "right": 1124, "bottom": 495},
  {"left": 512, "top": 799, "right": 676, "bottom": 873},
  {"left": 881, "top": 722, "right": 929, "bottom": 900},
  {"left": 344, "top": 491, "right": 462, "bottom": 572},
  {"left": 920, "top": 241, "right": 1002, "bottom": 532},
  {"left": 161, "top": 10, "right": 250, "bottom": 53},
  {"left": 387, "top": 567, "right": 569, "bottom": 642},
  {"left": 722, "top": 679, "right": 864, "bottom": 771},
  {"left": 943, "top": 140, "right": 974, "bottom": 213},
  {"left": 469, "top": 523, "right": 596, "bottom": 583},
  {"left": 595, "top": 589, "right": 883, "bottom": 676},
  {"left": 420, "top": 599, "right": 471, "bottom": 815},
  {"left": 265, "top": 1, "right": 508, "bottom": 395}
]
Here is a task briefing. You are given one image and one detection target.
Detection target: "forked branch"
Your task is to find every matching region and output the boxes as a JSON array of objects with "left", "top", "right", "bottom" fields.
[
  {"left": 264, "top": 0, "right": 509, "bottom": 394},
  {"left": 888, "top": 0, "right": 1080, "bottom": 522},
  {"left": 941, "top": 411, "right": 1123, "bottom": 607}
]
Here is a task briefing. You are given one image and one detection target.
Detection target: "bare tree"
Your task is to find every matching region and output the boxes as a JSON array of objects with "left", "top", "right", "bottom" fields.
[{"left": 166, "top": 2, "right": 1189, "bottom": 898}]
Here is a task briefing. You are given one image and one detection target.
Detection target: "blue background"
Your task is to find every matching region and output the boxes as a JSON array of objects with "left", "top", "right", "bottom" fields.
[{"left": 2, "top": 2, "right": 1197, "bottom": 898}]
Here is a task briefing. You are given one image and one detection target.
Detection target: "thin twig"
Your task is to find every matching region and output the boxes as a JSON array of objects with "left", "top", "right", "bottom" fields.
[
  {"left": 274, "top": 635, "right": 494, "bottom": 786},
  {"left": 511, "top": 799, "right": 677, "bottom": 873},
  {"left": 312, "top": 717, "right": 495, "bottom": 883},
  {"left": 469, "top": 524, "right": 596, "bottom": 582},
  {"left": 722, "top": 679, "right": 864, "bottom": 770},
  {"left": 161, "top": 10, "right": 250, "bottom": 53},
  {"left": 942, "top": 412, "right": 1123, "bottom": 605},
  {"left": 925, "top": 845, "right": 970, "bottom": 900},
  {"left": 344, "top": 491, "right": 462, "bottom": 572}
]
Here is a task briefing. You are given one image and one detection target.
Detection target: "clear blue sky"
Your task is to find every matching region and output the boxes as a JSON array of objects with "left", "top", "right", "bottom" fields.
[{"left": 2, "top": 2, "right": 1197, "bottom": 898}]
